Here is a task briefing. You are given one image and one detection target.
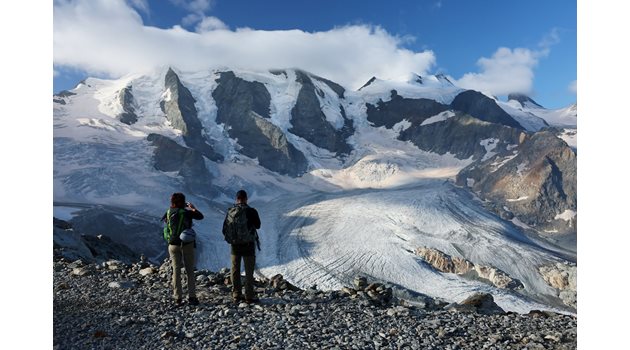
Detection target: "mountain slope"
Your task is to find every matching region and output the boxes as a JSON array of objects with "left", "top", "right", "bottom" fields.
[{"left": 53, "top": 67, "right": 577, "bottom": 313}]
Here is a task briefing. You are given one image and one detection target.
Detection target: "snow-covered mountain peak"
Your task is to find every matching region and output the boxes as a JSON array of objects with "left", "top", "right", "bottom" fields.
[{"left": 507, "top": 93, "right": 543, "bottom": 109}]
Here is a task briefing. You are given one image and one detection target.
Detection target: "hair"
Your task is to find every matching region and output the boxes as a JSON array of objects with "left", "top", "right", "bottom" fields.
[
  {"left": 170, "top": 192, "right": 186, "bottom": 208},
  {"left": 236, "top": 190, "right": 248, "bottom": 201}
]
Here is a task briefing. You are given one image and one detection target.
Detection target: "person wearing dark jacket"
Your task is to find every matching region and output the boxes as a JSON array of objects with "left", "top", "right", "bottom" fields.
[
  {"left": 161, "top": 192, "right": 204, "bottom": 306},
  {"left": 223, "top": 190, "right": 261, "bottom": 303}
]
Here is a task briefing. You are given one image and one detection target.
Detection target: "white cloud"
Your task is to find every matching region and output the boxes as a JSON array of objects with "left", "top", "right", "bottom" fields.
[
  {"left": 169, "top": 0, "right": 213, "bottom": 13},
  {"left": 127, "top": 0, "right": 149, "bottom": 15},
  {"left": 568, "top": 80, "right": 577, "bottom": 95},
  {"left": 169, "top": 0, "right": 215, "bottom": 28},
  {"left": 196, "top": 16, "right": 228, "bottom": 32},
  {"left": 454, "top": 29, "right": 563, "bottom": 97},
  {"left": 53, "top": 0, "right": 436, "bottom": 89},
  {"left": 538, "top": 27, "right": 561, "bottom": 56},
  {"left": 455, "top": 47, "right": 539, "bottom": 96}
]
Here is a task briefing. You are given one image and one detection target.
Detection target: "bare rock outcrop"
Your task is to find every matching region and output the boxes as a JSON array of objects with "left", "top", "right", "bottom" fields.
[
  {"left": 53, "top": 218, "right": 139, "bottom": 264},
  {"left": 415, "top": 247, "right": 523, "bottom": 290},
  {"left": 539, "top": 263, "right": 577, "bottom": 308},
  {"left": 457, "top": 131, "right": 577, "bottom": 234},
  {"left": 414, "top": 247, "right": 473, "bottom": 274},
  {"left": 212, "top": 71, "right": 309, "bottom": 176},
  {"left": 474, "top": 265, "right": 522, "bottom": 289},
  {"left": 161, "top": 68, "right": 223, "bottom": 161}
]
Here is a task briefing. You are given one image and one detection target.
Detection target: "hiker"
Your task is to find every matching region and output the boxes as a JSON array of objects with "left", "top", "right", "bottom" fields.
[
  {"left": 161, "top": 192, "right": 204, "bottom": 306},
  {"left": 222, "top": 190, "right": 261, "bottom": 304}
]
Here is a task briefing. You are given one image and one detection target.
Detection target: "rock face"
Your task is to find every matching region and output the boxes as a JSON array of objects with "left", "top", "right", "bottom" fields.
[
  {"left": 473, "top": 265, "right": 521, "bottom": 290},
  {"left": 161, "top": 68, "right": 223, "bottom": 161},
  {"left": 539, "top": 263, "right": 577, "bottom": 308},
  {"left": 53, "top": 218, "right": 139, "bottom": 264},
  {"left": 414, "top": 247, "right": 473, "bottom": 275},
  {"left": 508, "top": 93, "right": 544, "bottom": 108},
  {"left": 53, "top": 221, "right": 96, "bottom": 262},
  {"left": 67, "top": 208, "right": 163, "bottom": 263},
  {"left": 415, "top": 247, "right": 523, "bottom": 290},
  {"left": 358, "top": 76, "right": 377, "bottom": 90},
  {"left": 146, "top": 133, "right": 215, "bottom": 195},
  {"left": 364, "top": 89, "right": 529, "bottom": 161},
  {"left": 400, "top": 115, "right": 526, "bottom": 160},
  {"left": 450, "top": 90, "right": 524, "bottom": 129},
  {"left": 366, "top": 90, "right": 449, "bottom": 128},
  {"left": 54, "top": 90, "right": 75, "bottom": 105},
  {"left": 117, "top": 86, "right": 138, "bottom": 125},
  {"left": 289, "top": 70, "right": 354, "bottom": 155},
  {"left": 212, "top": 71, "right": 308, "bottom": 176},
  {"left": 310, "top": 72, "right": 346, "bottom": 98},
  {"left": 457, "top": 131, "right": 577, "bottom": 233}
]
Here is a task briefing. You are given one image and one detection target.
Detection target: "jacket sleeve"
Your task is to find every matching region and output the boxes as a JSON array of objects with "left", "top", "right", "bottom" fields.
[
  {"left": 190, "top": 209, "right": 204, "bottom": 220},
  {"left": 248, "top": 208, "right": 261, "bottom": 230},
  {"left": 161, "top": 212, "right": 167, "bottom": 223}
]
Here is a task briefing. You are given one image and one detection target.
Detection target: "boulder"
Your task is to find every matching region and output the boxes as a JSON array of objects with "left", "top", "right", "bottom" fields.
[
  {"left": 353, "top": 276, "right": 367, "bottom": 290},
  {"left": 72, "top": 267, "right": 91, "bottom": 276},
  {"left": 446, "top": 293, "right": 505, "bottom": 315},
  {"left": 139, "top": 267, "right": 155, "bottom": 276},
  {"left": 108, "top": 281, "right": 136, "bottom": 289}
]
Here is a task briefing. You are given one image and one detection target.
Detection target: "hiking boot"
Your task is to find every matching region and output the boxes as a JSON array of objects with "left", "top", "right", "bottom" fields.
[
  {"left": 245, "top": 297, "right": 260, "bottom": 304},
  {"left": 232, "top": 294, "right": 244, "bottom": 303},
  {"left": 188, "top": 297, "right": 199, "bottom": 306},
  {"left": 174, "top": 298, "right": 183, "bottom": 307}
]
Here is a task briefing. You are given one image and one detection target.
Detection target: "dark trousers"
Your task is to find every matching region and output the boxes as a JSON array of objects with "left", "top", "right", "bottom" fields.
[{"left": 231, "top": 254, "right": 256, "bottom": 299}]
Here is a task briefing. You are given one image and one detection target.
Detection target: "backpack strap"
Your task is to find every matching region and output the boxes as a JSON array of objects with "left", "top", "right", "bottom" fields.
[{"left": 166, "top": 208, "right": 186, "bottom": 241}]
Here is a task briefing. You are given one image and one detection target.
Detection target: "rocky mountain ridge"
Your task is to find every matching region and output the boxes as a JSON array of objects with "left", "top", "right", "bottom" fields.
[{"left": 53, "top": 67, "right": 577, "bottom": 236}]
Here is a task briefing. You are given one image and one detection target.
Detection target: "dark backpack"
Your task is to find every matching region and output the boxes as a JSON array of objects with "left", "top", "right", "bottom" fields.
[
  {"left": 223, "top": 205, "right": 256, "bottom": 244},
  {"left": 163, "top": 208, "right": 185, "bottom": 242}
]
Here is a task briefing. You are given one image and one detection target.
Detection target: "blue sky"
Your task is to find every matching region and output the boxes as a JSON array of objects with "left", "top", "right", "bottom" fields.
[{"left": 53, "top": 0, "right": 576, "bottom": 108}]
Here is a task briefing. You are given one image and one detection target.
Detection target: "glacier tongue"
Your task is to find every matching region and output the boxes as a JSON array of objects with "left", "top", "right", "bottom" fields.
[{"left": 252, "top": 180, "right": 567, "bottom": 314}]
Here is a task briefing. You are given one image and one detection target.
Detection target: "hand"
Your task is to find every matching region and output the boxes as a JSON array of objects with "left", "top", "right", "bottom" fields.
[{"left": 187, "top": 202, "right": 196, "bottom": 210}]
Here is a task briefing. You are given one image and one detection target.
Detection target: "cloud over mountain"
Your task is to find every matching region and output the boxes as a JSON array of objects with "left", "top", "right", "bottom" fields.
[
  {"left": 454, "top": 47, "right": 539, "bottom": 96},
  {"left": 53, "top": 0, "right": 435, "bottom": 89}
]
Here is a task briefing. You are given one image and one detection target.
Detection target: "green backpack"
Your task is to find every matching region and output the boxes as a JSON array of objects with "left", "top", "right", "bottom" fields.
[{"left": 163, "top": 208, "right": 185, "bottom": 242}]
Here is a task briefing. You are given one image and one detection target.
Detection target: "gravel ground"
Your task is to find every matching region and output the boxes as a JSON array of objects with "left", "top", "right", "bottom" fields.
[{"left": 53, "top": 258, "right": 577, "bottom": 350}]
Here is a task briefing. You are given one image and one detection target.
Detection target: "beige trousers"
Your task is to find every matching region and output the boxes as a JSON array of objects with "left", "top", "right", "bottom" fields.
[{"left": 168, "top": 243, "right": 196, "bottom": 300}]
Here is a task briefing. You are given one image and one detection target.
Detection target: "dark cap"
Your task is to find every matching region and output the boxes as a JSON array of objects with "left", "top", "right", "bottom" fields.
[{"left": 236, "top": 190, "right": 247, "bottom": 200}]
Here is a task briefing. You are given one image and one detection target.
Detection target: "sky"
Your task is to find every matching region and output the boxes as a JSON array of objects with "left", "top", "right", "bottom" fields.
[{"left": 53, "top": 0, "right": 577, "bottom": 109}]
